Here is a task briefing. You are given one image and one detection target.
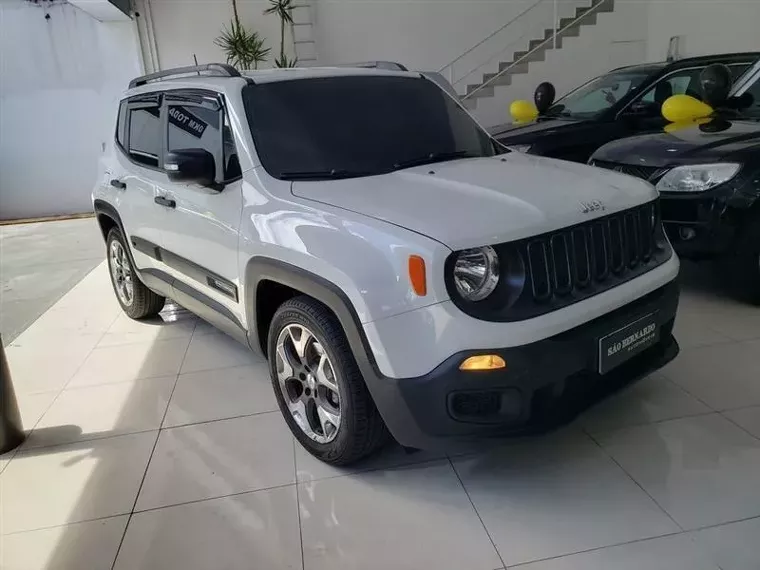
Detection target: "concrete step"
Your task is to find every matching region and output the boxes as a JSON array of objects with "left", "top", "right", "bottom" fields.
[
  {"left": 513, "top": 48, "right": 546, "bottom": 64},
  {"left": 498, "top": 61, "right": 529, "bottom": 74},
  {"left": 465, "top": 84, "right": 494, "bottom": 98},
  {"left": 482, "top": 72, "right": 512, "bottom": 87}
]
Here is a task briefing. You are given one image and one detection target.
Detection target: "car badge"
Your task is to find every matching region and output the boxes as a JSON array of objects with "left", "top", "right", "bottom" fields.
[{"left": 579, "top": 200, "right": 605, "bottom": 214}]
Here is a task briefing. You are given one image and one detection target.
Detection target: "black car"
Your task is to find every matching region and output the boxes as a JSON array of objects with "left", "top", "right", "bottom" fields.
[
  {"left": 590, "top": 62, "right": 760, "bottom": 302},
  {"left": 490, "top": 53, "right": 758, "bottom": 163}
]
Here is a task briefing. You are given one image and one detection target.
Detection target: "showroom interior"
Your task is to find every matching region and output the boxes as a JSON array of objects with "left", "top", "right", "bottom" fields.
[{"left": 1, "top": 0, "right": 760, "bottom": 568}]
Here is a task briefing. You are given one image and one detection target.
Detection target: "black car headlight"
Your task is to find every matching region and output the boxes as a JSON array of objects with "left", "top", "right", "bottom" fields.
[{"left": 452, "top": 246, "right": 500, "bottom": 301}]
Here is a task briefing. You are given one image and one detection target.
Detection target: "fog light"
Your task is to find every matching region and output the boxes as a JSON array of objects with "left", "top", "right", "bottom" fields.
[{"left": 459, "top": 354, "right": 506, "bottom": 371}]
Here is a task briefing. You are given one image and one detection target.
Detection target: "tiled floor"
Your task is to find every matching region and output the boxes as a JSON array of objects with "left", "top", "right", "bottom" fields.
[{"left": 1, "top": 262, "right": 759, "bottom": 570}]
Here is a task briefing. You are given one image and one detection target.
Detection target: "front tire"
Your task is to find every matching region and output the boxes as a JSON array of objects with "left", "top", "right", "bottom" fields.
[
  {"left": 106, "top": 228, "right": 165, "bottom": 319},
  {"left": 268, "top": 296, "right": 388, "bottom": 465}
]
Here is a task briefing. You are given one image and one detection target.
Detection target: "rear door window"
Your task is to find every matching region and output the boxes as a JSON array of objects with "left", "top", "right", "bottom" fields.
[{"left": 128, "top": 104, "right": 162, "bottom": 168}]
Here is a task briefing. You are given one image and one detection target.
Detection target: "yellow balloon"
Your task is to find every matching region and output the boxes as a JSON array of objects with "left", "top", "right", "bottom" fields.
[
  {"left": 510, "top": 100, "right": 538, "bottom": 123},
  {"left": 661, "top": 94, "right": 714, "bottom": 123}
]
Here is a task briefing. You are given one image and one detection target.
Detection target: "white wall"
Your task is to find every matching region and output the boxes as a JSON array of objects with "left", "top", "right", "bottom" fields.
[
  {"left": 646, "top": 0, "right": 760, "bottom": 61},
  {"left": 0, "top": 1, "right": 142, "bottom": 220},
  {"left": 472, "top": 0, "right": 649, "bottom": 126},
  {"left": 146, "top": 0, "right": 289, "bottom": 69}
]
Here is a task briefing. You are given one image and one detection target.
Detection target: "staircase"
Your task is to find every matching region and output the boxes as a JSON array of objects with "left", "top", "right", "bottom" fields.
[
  {"left": 291, "top": 2, "right": 318, "bottom": 66},
  {"left": 438, "top": 0, "right": 616, "bottom": 110}
]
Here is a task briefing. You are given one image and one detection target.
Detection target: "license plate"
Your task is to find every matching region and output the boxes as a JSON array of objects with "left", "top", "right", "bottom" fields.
[{"left": 599, "top": 314, "right": 659, "bottom": 375}]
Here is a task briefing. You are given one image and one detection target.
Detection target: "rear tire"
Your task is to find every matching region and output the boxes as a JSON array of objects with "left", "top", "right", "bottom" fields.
[
  {"left": 267, "top": 295, "right": 388, "bottom": 465},
  {"left": 735, "top": 217, "right": 760, "bottom": 305},
  {"left": 106, "top": 227, "right": 165, "bottom": 319}
]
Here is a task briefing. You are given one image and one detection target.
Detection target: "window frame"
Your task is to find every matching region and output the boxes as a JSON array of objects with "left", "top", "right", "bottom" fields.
[
  {"left": 163, "top": 88, "right": 242, "bottom": 185},
  {"left": 616, "top": 62, "right": 753, "bottom": 119},
  {"left": 114, "top": 93, "right": 165, "bottom": 173}
]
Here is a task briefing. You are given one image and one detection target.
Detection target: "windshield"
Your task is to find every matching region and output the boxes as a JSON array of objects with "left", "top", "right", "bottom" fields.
[
  {"left": 545, "top": 69, "right": 655, "bottom": 119},
  {"left": 242, "top": 75, "right": 495, "bottom": 180},
  {"left": 733, "top": 74, "right": 760, "bottom": 119}
]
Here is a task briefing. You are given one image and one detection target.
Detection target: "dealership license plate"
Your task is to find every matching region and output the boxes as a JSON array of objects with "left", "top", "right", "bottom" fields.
[{"left": 598, "top": 314, "right": 659, "bottom": 375}]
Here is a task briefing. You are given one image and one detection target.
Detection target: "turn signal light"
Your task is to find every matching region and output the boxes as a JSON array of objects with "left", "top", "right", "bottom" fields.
[
  {"left": 408, "top": 255, "right": 427, "bottom": 296},
  {"left": 459, "top": 354, "right": 506, "bottom": 371}
]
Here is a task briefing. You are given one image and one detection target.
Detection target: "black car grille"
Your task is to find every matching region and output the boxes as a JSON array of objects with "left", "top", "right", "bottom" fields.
[
  {"left": 447, "top": 200, "right": 672, "bottom": 322},
  {"left": 592, "top": 160, "right": 665, "bottom": 181}
]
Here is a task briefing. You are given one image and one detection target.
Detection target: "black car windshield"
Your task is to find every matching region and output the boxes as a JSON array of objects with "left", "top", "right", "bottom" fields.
[
  {"left": 544, "top": 68, "right": 656, "bottom": 120},
  {"left": 242, "top": 75, "right": 495, "bottom": 180}
]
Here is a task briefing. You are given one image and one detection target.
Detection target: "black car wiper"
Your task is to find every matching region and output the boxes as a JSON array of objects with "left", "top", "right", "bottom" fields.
[
  {"left": 393, "top": 150, "right": 479, "bottom": 170},
  {"left": 278, "top": 169, "right": 374, "bottom": 181}
]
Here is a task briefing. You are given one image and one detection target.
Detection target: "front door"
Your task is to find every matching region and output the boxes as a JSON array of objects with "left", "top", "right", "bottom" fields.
[{"left": 157, "top": 90, "right": 245, "bottom": 329}]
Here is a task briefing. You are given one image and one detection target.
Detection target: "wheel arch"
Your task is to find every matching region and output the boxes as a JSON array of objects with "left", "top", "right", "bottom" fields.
[{"left": 245, "top": 258, "right": 380, "bottom": 376}]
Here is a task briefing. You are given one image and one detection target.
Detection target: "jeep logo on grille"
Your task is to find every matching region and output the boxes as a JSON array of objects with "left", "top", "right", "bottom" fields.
[{"left": 579, "top": 200, "right": 605, "bottom": 214}]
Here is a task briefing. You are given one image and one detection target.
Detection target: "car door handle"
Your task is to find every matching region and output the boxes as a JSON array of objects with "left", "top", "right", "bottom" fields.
[
  {"left": 110, "top": 179, "right": 126, "bottom": 189},
  {"left": 154, "top": 196, "right": 176, "bottom": 208}
]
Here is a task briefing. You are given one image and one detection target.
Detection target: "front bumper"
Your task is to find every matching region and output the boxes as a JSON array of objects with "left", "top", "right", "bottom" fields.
[{"left": 364, "top": 280, "right": 680, "bottom": 450}]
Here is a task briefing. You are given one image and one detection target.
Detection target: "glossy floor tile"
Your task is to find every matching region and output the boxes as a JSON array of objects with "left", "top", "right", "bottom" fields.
[
  {"left": 67, "top": 338, "right": 190, "bottom": 387},
  {"left": 513, "top": 533, "right": 719, "bottom": 570},
  {"left": 452, "top": 431, "right": 679, "bottom": 566},
  {"left": 179, "top": 330, "right": 262, "bottom": 373},
  {"left": 114, "top": 487, "right": 301, "bottom": 570},
  {"left": 723, "top": 406, "right": 760, "bottom": 439},
  {"left": 0, "top": 516, "right": 129, "bottom": 570},
  {"left": 690, "top": 517, "right": 760, "bottom": 570},
  {"left": 0, "top": 432, "right": 156, "bottom": 533},
  {"left": 135, "top": 413, "right": 295, "bottom": 511},
  {"left": 98, "top": 307, "right": 198, "bottom": 347},
  {"left": 23, "top": 377, "right": 176, "bottom": 449},
  {"left": 163, "top": 363, "right": 277, "bottom": 428},
  {"left": 597, "top": 414, "right": 760, "bottom": 530},
  {"left": 2, "top": 253, "right": 760, "bottom": 569},
  {"left": 578, "top": 374, "right": 710, "bottom": 435},
  {"left": 295, "top": 440, "right": 444, "bottom": 483},
  {"left": 660, "top": 340, "right": 760, "bottom": 410},
  {"left": 298, "top": 460, "right": 503, "bottom": 570}
]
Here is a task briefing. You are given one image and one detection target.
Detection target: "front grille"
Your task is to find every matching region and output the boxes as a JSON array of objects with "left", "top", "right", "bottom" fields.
[
  {"left": 447, "top": 200, "right": 672, "bottom": 322},
  {"left": 592, "top": 160, "right": 664, "bottom": 181},
  {"left": 522, "top": 201, "right": 662, "bottom": 304}
]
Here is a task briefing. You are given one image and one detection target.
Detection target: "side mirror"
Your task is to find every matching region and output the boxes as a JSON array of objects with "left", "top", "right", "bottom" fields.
[
  {"left": 626, "top": 100, "right": 659, "bottom": 117},
  {"left": 165, "top": 149, "right": 216, "bottom": 187}
]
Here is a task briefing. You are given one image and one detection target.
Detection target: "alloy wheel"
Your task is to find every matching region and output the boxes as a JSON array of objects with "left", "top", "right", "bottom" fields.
[
  {"left": 109, "top": 240, "right": 134, "bottom": 307},
  {"left": 275, "top": 324, "right": 341, "bottom": 443}
]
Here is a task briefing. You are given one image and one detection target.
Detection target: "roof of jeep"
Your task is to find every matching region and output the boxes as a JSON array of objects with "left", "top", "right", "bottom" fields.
[{"left": 124, "top": 66, "right": 421, "bottom": 98}]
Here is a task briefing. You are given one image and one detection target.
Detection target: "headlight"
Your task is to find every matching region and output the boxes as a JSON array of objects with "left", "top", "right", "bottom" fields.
[
  {"left": 453, "top": 246, "right": 500, "bottom": 301},
  {"left": 506, "top": 144, "right": 532, "bottom": 153},
  {"left": 655, "top": 163, "right": 740, "bottom": 193}
]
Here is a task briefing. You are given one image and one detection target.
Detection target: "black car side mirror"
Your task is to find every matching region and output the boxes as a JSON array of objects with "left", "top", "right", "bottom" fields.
[{"left": 165, "top": 149, "right": 216, "bottom": 187}]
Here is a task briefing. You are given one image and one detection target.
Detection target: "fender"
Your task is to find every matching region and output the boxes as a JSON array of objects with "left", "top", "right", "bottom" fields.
[{"left": 245, "top": 257, "right": 382, "bottom": 378}]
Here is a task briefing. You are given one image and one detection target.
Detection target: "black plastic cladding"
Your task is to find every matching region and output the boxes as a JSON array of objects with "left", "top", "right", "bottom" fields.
[{"left": 446, "top": 199, "right": 672, "bottom": 322}]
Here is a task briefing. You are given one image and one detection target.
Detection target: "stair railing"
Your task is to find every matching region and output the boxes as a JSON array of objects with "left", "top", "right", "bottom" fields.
[
  {"left": 462, "top": 0, "right": 611, "bottom": 101},
  {"left": 438, "top": 0, "right": 550, "bottom": 86}
]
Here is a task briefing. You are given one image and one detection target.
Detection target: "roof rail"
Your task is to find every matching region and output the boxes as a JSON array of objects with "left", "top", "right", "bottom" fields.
[
  {"left": 335, "top": 61, "right": 408, "bottom": 71},
  {"left": 128, "top": 63, "right": 241, "bottom": 89}
]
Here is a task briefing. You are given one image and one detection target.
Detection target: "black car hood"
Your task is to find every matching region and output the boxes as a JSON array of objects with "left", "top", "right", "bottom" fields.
[
  {"left": 489, "top": 117, "right": 584, "bottom": 142},
  {"left": 592, "top": 119, "right": 760, "bottom": 167}
]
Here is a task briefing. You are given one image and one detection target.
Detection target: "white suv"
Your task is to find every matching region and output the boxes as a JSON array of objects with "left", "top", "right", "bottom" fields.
[{"left": 94, "top": 63, "right": 680, "bottom": 465}]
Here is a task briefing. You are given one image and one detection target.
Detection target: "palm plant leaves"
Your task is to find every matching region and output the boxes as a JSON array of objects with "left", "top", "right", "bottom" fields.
[
  {"left": 215, "top": 19, "right": 270, "bottom": 70},
  {"left": 264, "top": 0, "right": 296, "bottom": 66}
]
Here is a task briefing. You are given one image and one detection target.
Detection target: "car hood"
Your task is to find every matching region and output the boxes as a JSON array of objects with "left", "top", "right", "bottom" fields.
[
  {"left": 592, "top": 119, "right": 760, "bottom": 167},
  {"left": 291, "top": 154, "right": 657, "bottom": 250},
  {"left": 489, "top": 118, "right": 584, "bottom": 142}
]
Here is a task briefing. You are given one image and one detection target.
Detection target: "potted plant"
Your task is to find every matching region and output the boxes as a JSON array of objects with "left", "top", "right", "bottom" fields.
[
  {"left": 264, "top": 0, "right": 297, "bottom": 68},
  {"left": 215, "top": 0, "right": 270, "bottom": 70}
]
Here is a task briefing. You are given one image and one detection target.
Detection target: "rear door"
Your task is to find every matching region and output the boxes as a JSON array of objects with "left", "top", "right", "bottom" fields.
[
  {"left": 111, "top": 93, "right": 169, "bottom": 273},
  {"left": 157, "top": 89, "right": 245, "bottom": 329}
]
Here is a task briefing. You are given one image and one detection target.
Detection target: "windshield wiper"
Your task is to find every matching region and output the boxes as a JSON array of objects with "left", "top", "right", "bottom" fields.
[
  {"left": 392, "top": 150, "right": 479, "bottom": 170},
  {"left": 278, "top": 169, "right": 373, "bottom": 181}
]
